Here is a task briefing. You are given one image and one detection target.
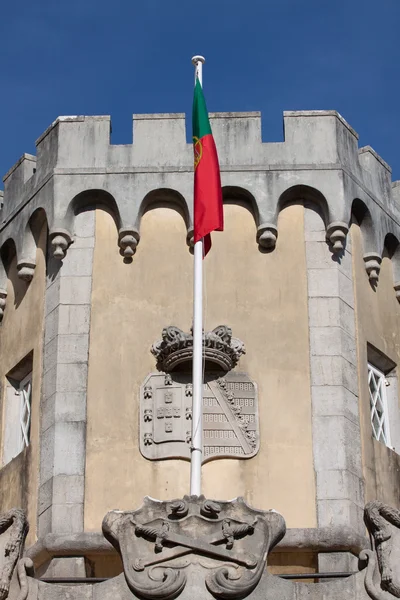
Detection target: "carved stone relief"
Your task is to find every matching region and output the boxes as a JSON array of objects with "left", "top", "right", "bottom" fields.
[
  {"left": 140, "top": 371, "right": 259, "bottom": 462},
  {"left": 102, "top": 495, "right": 285, "bottom": 600},
  {"left": 0, "top": 509, "right": 28, "bottom": 600}
]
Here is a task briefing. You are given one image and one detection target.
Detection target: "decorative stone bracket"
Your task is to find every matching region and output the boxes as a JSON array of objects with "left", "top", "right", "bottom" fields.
[
  {"left": 0, "top": 289, "right": 7, "bottom": 322},
  {"left": 326, "top": 222, "right": 349, "bottom": 253},
  {"left": 256, "top": 223, "right": 278, "bottom": 250},
  {"left": 118, "top": 227, "right": 140, "bottom": 260},
  {"left": 364, "top": 252, "right": 382, "bottom": 284},
  {"left": 49, "top": 229, "right": 73, "bottom": 260}
]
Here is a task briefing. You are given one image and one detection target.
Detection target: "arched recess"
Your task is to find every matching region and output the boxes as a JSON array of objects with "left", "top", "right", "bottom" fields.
[
  {"left": 278, "top": 185, "right": 329, "bottom": 223},
  {"left": 277, "top": 184, "right": 348, "bottom": 255},
  {"left": 51, "top": 190, "right": 121, "bottom": 261},
  {"left": 383, "top": 233, "right": 400, "bottom": 302},
  {"left": 351, "top": 199, "right": 381, "bottom": 285},
  {"left": 136, "top": 189, "right": 191, "bottom": 255},
  {"left": 16, "top": 208, "right": 49, "bottom": 283},
  {"left": 0, "top": 238, "right": 27, "bottom": 311},
  {"left": 222, "top": 186, "right": 262, "bottom": 251}
]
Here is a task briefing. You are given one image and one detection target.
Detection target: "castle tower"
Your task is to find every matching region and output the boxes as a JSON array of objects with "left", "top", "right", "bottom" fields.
[{"left": 0, "top": 110, "right": 399, "bottom": 580}]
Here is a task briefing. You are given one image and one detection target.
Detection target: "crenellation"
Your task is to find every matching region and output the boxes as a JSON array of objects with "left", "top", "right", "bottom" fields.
[
  {"left": 0, "top": 109, "right": 399, "bottom": 292},
  {"left": 131, "top": 113, "right": 190, "bottom": 168},
  {"left": 358, "top": 145, "right": 393, "bottom": 206},
  {"left": 2, "top": 153, "right": 36, "bottom": 204},
  {"left": 210, "top": 112, "right": 262, "bottom": 166}
]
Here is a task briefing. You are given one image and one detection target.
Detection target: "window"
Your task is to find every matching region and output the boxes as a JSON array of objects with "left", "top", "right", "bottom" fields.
[
  {"left": 368, "top": 363, "right": 391, "bottom": 447},
  {"left": 2, "top": 372, "right": 32, "bottom": 465}
]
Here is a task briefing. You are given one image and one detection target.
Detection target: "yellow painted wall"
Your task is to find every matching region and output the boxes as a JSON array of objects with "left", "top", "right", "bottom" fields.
[
  {"left": 85, "top": 203, "right": 316, "bottom": 531},
  {"left": 351, "top": 223, "right": 400, "bottom": 505},
  {"left": 0, "top": 223, "right": 47, "bottom": 545}
]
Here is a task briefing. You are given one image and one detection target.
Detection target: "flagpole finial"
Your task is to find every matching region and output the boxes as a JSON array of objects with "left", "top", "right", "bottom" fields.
[{"left": 191, "top": 55, "right": 205, "bottom": 65}]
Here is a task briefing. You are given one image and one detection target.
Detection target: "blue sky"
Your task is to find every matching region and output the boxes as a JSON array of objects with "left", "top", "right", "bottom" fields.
[{"left": 1, "top": 0, "right": 399, "bottom": 181}]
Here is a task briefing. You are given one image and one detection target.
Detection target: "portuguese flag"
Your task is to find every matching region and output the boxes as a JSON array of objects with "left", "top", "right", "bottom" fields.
[{"left": 192, "top": 77, "right": 223, "bottom": 256}]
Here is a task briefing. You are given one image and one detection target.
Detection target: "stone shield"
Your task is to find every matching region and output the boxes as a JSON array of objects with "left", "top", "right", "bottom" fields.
[{"left": 140, "top": 372, "right": 259, "bottom": 462}]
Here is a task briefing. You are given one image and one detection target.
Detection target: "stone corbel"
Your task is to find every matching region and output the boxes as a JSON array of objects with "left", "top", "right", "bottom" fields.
[
  {"left": 256, "top": 224, "right": 278, "bottom": 250},
  {"left": 186, "top": 227, "right": 194, "bottom": 250},
  {"left": 118, "top": 227, "right": 140, "bottom": 260},
  {"left": 49, "top": 228, "right": 73, "bottom": 260},
  {"left": 394, "top": 282, "right": 400, "bottom": 303},
  {"left": 326, "top": 221, "right": 349, "bottom": 253},
  {"left": 0, "top": 289, "right": 7, "bottom": 322},
  {"left": 17, "top": 260, "right": 36, "bottom": 282},
  {"left": 364, "top": 252, "right": 382, "bottom": 284}
]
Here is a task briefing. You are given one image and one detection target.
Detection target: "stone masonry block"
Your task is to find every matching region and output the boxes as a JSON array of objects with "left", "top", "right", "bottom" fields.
[
  {"left": 43, "top": 337, "right": 57, "bottom": 374},
  {"left": 311, "top": 385, "right": 359, "bottom": 425},
  {"left": 38, "top": 506, "right": 52, "bottom": 537},
  {"left": 313, "top": 415, "right": 362, "bottom": 476},
  {"left": 56, "top": 334, "right": 89, "bottom": 364},
  {"left": 52, "top": 474, "right": 85, "bottom": 505},
  {"left": 42, "top": 392, "right": 87, "bottom": 432},
  {"left": 41, "top": 557, "right": 88, "bottom": 579},
  {"left": 308, "top": 298, "right": 355, "bottom": 338},
  {"left": 71, "top": 236, "right": 95, "bottom": 249},
  {"left": 56, "top": 305, "right": 91, "bottom": 336},
  {"left": 60, "top": 248, "right": 94, "bottom": 278},
  {"left": 310, "top": 327, "right": 357, "bottom": 366},
  {"left": 44, "top": 307, "right": 59, "bottom": 345},
  {"left": 59, "top": 276, "right": 92, "bottom": 305},
  {"left": 40, "top": 425, "right": 56, "bottom": 485},
  {"left": 307, "top": 269, "right": 354, "bottom": 307},
  {"left": 73, "top": 211, "right": 95, "bottom": 238},
  {"left": 317, "top": 499, "right": 365, "bottom": 534},
  {"left": 311, "top": 355, "right": 358, "bottom": 395},
  {"left": 45, "top": 278, "right": 61, "bottom": 316},
  {"left": 56, "top": 363, "right": 88, "bottom": 393},
  {"left": 38, "top": 478, "right": 53, "bottom": 516},
  {"left": 42, "top": 366, "right": 57, "bottom": 402},
  {"left": 51, "top": 503, "right": 84, "bottom": 533},
  {"left": 318, "top": 552, "right": 359, "bottom": 573},
  {"left": 53, "top": 421, "right": 86, "bottom": 477},
  {"left": 306, "top": 241, "right": 352, "bottom": 280},
  {"left": 316, "top": 470, "right": 364, "bottom": 507}
]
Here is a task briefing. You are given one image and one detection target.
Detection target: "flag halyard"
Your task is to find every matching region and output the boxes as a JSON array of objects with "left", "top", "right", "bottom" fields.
[{"left": 192, "top": 78, "right": 223, "bottom": 255}]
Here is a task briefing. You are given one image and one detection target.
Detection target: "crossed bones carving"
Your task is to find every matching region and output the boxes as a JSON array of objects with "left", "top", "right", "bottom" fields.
[{"left": 132, "top": 517, "right": 257, "bottom": 571}]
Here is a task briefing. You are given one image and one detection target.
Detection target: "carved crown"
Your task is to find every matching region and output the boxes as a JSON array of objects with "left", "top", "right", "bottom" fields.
[{"left": 151, "top": 325, "right": 245, "bottom": 372}]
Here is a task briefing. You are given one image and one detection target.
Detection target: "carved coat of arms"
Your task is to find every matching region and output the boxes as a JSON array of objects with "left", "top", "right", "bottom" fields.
[
  {"left": 103, "top": 495, "right": 285, "bottom": 600},
  {"left": 140, "top": 324, "right": 259, "bottom": 462}
]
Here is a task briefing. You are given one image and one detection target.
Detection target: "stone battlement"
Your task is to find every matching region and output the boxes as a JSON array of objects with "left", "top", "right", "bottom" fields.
[{"left": 0, "top": 109, "right": 400, "bottom": 302}]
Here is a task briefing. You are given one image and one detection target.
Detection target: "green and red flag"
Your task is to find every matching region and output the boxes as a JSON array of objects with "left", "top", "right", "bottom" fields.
[{"left": 192, "top": 77, "right": 223, "bottom": 255}]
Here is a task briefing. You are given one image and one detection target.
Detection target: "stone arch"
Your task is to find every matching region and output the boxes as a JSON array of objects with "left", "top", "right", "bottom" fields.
[
  {"left": 135, "top": 188, "right": 191, "bottom": 256},
  {"left": 137, "top": 188, "right": 190, "bottom": 230},
  {"left": 222, "top": 186, "right": 259, "bottom": 224},
  {"left": 50, "top": 189, "right": 121, "bottom": 261},
  {"left": 383, "top": 233, "right": 400, "bottom": 302},
  {"left": 277, "top": 184, "right": 330, "bottom": 226},
  {"left": 0, "top": 238, "right": 27, "bottom": 314}
]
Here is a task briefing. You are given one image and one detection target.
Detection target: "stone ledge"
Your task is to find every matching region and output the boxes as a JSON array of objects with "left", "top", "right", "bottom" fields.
[{"left": 25, "top": 526, "right": 370, "bottom": 569}]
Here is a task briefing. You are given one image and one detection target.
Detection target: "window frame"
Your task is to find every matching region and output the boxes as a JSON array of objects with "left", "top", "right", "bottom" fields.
[{"left": 368, "top": 362, "right": 392, "bottom": 448}]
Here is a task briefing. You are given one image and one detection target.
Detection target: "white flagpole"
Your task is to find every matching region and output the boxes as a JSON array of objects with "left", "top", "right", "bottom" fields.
[{"left": 190, "top": 55, "right": 205, "bottom": 496}]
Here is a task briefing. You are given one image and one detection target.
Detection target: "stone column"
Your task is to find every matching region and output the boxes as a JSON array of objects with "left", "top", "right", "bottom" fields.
[
  {"left": 304, "top": 204, "right": 364, "bottom": 572},
  {"left": 38, "top": 211, "right": 94, "bottom": 575}
]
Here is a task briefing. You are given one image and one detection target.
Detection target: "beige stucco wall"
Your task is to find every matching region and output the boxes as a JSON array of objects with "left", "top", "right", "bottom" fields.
[
  {"left": 351, "top": 223, "right": 400, "bottom": 506},
  {"left": 0, "top": 223, "right": 47, "bottom": 546},
  {"left": 85, "top": 202, "right": 316, "bottom": 531}
]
